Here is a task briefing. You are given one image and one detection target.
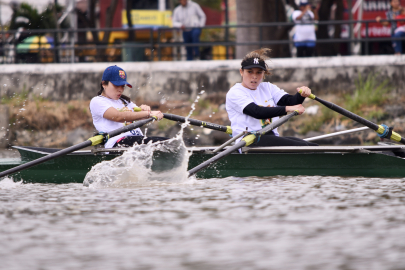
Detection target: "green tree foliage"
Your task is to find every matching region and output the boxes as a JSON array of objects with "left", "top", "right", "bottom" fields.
[{"left": 9, "top": 2, "right": 69, "bottom": 30}]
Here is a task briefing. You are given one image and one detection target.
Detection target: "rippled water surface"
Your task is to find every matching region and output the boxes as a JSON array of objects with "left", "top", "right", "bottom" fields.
[{"left": 1, "top": 176, "right": 405, "bottom": 270}]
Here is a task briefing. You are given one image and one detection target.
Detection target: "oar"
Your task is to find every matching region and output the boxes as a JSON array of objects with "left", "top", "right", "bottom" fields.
[
  {"left": 133, "top": 108, "right": 232, "bottom": 134},
  {"left": 188, "top": 111, "right": 299, "bottom": 177},
  {"left": 0, "top": 117, "right": 156, "bottom": 179},
  {"left": 163, "top": 113, "right": 232, "bottom": 134},
  {"left": 304, "top": 127, "right": 369, "bottom": 142},
  {"left": 301, "top": 91, "right": 405, "bottom": 145}
]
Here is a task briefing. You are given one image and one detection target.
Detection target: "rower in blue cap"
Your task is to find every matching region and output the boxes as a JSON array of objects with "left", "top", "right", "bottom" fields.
[{"left": 89, "top": 65, "right": 167, "bottom": 148}]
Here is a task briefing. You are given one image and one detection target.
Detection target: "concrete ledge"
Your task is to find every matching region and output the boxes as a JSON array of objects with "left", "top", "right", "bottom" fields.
[{"left": 0, "top": 55, "right": 404, "bottom": 102}]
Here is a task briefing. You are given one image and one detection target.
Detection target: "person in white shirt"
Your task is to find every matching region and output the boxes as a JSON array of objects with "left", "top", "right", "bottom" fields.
[
  {"left": 89, "top": 65, "right": 166, "bottom": 148},
  {"left": 226, "top": 48, "right": 318, "bottom": 147},
  {"left": 172, "top": 0, "right": 206, "bottom": 60},
  {"left": 292, "top": 0, "right": 316, "bottom": 57}
]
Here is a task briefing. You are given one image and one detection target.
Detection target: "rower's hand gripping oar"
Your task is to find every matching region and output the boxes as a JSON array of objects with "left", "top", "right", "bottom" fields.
[
  {"left": 0, "top": 117, "right": 157, "bottom": 179},
  {"left": 187, "top": 111, "right": 299, "bottom": 177},
  {"left": 300, "top": 90, "right": 405, "bottom": 144}
]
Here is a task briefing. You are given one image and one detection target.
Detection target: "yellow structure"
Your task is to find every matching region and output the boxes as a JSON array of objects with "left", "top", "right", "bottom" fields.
[{"left": 122, "top": 10, "right": 172, "bottom": 27}]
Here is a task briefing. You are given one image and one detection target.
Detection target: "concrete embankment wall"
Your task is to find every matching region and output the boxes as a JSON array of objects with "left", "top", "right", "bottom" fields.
[{"left": 0, "top": 55, "right": 404, "bottom": 103}]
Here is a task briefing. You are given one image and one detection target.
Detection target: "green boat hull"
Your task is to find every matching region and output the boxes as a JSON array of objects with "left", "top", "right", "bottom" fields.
[{"left": 1, "top": 145, "right": 405, "bottom": 183}]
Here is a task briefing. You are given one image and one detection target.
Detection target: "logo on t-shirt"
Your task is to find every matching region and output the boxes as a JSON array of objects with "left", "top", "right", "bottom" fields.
[
  {"left": 259, "top": 104, "right": 272, "bottom": 128},
  {"left": 119, "top": 70, "right": 126, "bottom": 79},
  {"left": 130, "top": 129, "right": 142, "bottom": 136}
]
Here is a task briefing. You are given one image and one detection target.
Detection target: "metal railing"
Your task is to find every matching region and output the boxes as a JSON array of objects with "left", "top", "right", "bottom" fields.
[{"left": 0, "top": 18, "right": 404, "bottom": 64}]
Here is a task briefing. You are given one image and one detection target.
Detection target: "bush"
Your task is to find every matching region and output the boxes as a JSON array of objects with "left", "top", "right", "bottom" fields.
[{"left": 344, "top": 73, "right": 392, "bottom": 114}]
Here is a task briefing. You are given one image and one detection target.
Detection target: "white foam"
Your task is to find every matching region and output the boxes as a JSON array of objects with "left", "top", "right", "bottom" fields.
[
  {"left": 84, "top": 93, "right": 204, "bottom": 189},
  {"left": 84, "top": 136, "right": 196, "bottom": 188},
  {"left": 0, "top": 177, "right": 23, "bottom": 189}
]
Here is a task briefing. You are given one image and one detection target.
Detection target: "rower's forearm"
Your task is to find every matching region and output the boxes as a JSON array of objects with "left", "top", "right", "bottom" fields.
[{"left": 110, "top": 111, "right": 150, "bottom": 122}]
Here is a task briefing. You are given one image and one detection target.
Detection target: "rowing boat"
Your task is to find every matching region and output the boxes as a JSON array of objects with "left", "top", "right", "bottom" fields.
[{"left": 1, "top": 144, "right": 405, "bottom": 183}]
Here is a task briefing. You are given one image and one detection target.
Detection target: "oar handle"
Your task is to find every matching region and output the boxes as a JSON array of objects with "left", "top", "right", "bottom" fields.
[{"left": 163, "top": 113, "right": 232, "bottom": 134}]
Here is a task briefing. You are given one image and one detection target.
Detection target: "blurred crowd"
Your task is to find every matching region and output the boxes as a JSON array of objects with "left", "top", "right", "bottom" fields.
[{"left": 0, "top": 0, "right": 405, "bottom": 64}]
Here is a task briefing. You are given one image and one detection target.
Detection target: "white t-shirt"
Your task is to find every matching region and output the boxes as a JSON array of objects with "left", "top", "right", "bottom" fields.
[
  {"left": 292, "top": 10, "right": 316, "bottom": 42},
  {"left": 226, "top": 82, "right": 288, "bottom": 140},
  {"left": 89, "top": 96, "right": 143, "bottom": 148}
]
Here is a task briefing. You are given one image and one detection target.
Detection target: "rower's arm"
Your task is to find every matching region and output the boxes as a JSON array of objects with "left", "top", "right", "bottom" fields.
[
  {"left": 103, "top": 107, "right": 149, "bottom": 123},
  {"left": 243, "top": 102, "right": 287, "bottom": 119},
  {"left": 277, "top": 93, "right": 305, "bottom": 106}
]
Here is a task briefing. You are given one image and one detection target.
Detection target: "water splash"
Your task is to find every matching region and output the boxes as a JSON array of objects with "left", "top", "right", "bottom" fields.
[
  {"left": 84, "top": 92, "right": 207, "bottom": 188},
  {"left": 83, "top": 135, "right": 195, "bottom": 188},
  {"left": 0, "top": 177, "right": 23, "bottom": 189}
]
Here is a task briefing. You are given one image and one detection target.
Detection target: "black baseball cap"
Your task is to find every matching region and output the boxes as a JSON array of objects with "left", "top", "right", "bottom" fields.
[{"left": 241, "top": 57, "right": 267, "bottom": 70}]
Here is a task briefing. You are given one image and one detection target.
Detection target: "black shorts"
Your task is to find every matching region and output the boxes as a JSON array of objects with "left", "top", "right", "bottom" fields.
[{"left": 113, "top": 136, "right": 169, "bottom": 147}]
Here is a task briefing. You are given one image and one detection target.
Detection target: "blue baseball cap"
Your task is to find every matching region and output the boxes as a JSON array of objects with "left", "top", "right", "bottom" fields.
[{"left": 102, "top": 65, "right": 132, "bottom": 88}]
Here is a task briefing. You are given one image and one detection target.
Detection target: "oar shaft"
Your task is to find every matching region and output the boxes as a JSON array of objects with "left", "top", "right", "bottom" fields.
[
  {"left": 0, "top": 140, "right": 91, "bottom": 178},
  {"left": 212, "top": 131, "right": 246, "bottom": 153},
  {"left": 108, "top": 118, "right": 154, "bottom": 138},
  {"left": 304, "top": 127, "right": 369, "bottom": 142},
  {"left": 313, "top": 96, "right": 405, "bottom": 145},
  {"left": 260, "top": 111, "right": 299, "bottom": 135},
  {"left": 188, "top": 140, "right": 246, "bottom": 177},
  {"left": 314, "top": 97, "right": 379, "bottom": 130},
  {"left": 163, "top": 113, "right": 232, "bottom": 134}
]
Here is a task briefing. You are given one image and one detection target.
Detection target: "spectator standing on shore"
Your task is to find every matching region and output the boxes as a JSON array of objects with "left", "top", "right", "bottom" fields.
[
  {"left": 292, "top": 0, "right": 316, "bottom": 57},
  {"left": 393, "top": 8, "right": 405, "bottom": 55},
  {"left": 376, "top": 0, "right": 403, "bottom": 55},
  {"left": 172, "top": 0, "right": 206, "bottom": 60}
]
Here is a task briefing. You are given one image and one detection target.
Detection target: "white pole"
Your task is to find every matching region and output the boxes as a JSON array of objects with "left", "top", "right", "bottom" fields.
[
  {"left": 304, "top": 127, "right": 370, "bottom": 142},
  {"left": 159, "top": 0, "right": 166, "bottom": 11}
]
